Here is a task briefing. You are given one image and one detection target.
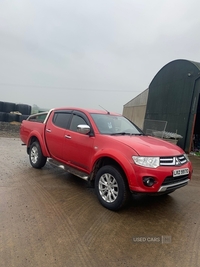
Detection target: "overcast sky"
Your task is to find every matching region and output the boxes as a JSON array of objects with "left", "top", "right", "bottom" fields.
[{"left": 0, "top": 0, "right": 200, "bottom": 113}]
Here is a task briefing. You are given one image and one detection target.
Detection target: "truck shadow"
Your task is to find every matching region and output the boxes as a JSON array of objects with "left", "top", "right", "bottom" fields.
[{"left": 40, "top": 164, "right": 181, "bottom": 215}]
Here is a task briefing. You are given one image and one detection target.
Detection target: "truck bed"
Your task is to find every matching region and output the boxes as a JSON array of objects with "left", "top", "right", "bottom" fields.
[{"left": 20, "top": 112, "right": 48, "bottom": 145}]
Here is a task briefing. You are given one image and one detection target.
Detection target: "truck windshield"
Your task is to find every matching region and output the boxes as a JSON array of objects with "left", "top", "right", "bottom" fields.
[{"left": 91, "top": 114, "right": 143, "bottom": 135}]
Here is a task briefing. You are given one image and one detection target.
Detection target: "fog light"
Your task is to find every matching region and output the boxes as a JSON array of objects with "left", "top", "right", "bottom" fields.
[{"left": 143, "top": 177, "right": 155, "bottom": 187}]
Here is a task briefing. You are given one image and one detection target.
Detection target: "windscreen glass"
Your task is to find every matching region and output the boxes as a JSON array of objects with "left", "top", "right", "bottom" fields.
[{"left": 91, "top": 114, "right": 143, "bottom": 135}]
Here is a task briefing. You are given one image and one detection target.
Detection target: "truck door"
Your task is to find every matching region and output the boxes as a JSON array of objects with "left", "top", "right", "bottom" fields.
[
  {"left": 45, "top": 110, "right": 72, "bottom": 161},
  {"left": 62, "top": 112, "right": 95, "bottom": 173}
]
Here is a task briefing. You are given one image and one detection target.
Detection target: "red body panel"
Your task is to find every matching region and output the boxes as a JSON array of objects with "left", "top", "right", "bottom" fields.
[{"left": 20, "top": 108, "right": 193, "bottom": 193}]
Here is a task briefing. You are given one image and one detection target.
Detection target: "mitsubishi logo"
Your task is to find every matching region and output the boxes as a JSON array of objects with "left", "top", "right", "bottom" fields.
[{"left": 175, "top": 157, "right": 181, "bottom": 166}]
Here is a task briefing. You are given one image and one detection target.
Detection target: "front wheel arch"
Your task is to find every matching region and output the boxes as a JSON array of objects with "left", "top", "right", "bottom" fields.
[{"left": 95, "top": 165, "right": 131, "bottom": 211}]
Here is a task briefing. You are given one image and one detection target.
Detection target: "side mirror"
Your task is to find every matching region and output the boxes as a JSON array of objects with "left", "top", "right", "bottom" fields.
[{"left": 77, "top": 124, "right": 91, "bottom": 134}]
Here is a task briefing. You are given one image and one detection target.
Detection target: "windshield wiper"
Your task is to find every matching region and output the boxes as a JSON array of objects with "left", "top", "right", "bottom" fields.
[
  {"left": 111, "top": 132, "right": 144, "bottom": 136},
  {"left": 111, "top": 132, "right": 128, "bottom": 135}
]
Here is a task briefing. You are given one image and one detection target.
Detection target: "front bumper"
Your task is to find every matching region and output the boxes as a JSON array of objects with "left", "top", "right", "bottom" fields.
[
  {"left": 128, "top": 162, "right": 192, "bottom": 193},
  {"left": 158, "top": 178, "right": 190, "bottom": 192}
]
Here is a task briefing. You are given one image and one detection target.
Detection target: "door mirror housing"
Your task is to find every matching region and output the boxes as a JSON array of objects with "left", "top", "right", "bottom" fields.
[{"left": 77, "top": 124, "right": 91, "bottom": 134}]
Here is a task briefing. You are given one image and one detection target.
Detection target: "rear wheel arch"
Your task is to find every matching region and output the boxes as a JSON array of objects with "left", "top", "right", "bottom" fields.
[
  {"left": 29, "top": 141, "right": 47, "bottom": 169},
  {"left": 27, "top": 135, "right": 49, "bottom": 157},
  {"left": 27, "top": 136, "right": 40, "bottom": 154}
]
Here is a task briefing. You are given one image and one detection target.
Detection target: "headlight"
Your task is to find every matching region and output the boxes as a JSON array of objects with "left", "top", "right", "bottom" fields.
[
  {"left": 184, "top": 153, "right": 190, "bottom": 162},
  {"left": 132, "top": 156, "right": 160, "bottom": 168}
]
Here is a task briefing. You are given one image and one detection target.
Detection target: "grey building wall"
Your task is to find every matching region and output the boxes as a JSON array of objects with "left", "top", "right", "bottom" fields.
[{"left": 123, "top": 89, "right": 148, "bottom": 129}]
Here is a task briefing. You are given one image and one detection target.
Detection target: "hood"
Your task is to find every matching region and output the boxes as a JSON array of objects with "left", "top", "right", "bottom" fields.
[{"left": 109, "top": 135, "right": 184, "bottom": 156}]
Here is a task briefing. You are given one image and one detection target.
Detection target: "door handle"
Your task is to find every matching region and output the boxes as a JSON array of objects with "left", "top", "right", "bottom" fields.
[
  {"left": 65, "top": 135, "right": 71, "bottom": 139},
  {"left": 46, "top": 129, "right": 51, "bottom": 133}
]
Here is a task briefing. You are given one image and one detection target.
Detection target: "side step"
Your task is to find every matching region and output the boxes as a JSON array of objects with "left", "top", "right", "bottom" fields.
[{"left": 47, "top": 158, "right": 89, "bottom": 181}]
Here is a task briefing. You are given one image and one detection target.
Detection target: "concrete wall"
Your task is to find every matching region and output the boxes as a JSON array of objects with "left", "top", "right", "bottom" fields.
[{"left": 123, "top": 89, "right": 148, "bottom": 129}]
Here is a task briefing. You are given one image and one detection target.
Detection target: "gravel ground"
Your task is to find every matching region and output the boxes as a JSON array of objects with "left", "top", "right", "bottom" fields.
[
  {"left": 0, "top": 138, "right": 200, "bottom": 267},
  {"left": 0, "top": 121, "right": 200, "bottom": 266},
  {"left": 0, "top": 121, "right": 21, "bottom": 138}
]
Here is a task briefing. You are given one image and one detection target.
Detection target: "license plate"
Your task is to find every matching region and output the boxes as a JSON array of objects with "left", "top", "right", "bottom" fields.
[{"left": 173, "top": 168, "right": 189, "bottom": 177}]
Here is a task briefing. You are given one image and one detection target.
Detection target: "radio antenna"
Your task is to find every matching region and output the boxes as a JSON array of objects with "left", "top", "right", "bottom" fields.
[{"left": 99, "top": 105, "right": 110, "bottom": 114}]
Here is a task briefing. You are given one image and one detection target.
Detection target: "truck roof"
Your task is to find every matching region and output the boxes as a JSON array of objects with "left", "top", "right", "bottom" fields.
[{"left": 53, "top": 107, "right": 120, "bottom": 116}]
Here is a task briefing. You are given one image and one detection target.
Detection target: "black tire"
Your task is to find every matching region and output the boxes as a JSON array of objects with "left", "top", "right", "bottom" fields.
[
  {"left": 95, "top": 165, "right": 130, "bottom": 211},
  {"left": 16, "top": 104, "right": 32, "bottom": 115},
  {"left": 0, "top": 112, "right": 6, "bottom": 121},
  {"left": 0, "top": 101, "right": 4, "bottom": 112},
  {"left": 4, "top": 102, "right": 16, "bottom": 113},
  {"left": 29, "top": 141, "right": 47, "bottom": 169},
  {"left": 5, "top": 113, "right": 18, "bottom": 122}
]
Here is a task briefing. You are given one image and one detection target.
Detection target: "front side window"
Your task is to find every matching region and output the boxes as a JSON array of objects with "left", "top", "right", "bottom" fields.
[
  {"left": 70, "top": 114, "right": 88, "bottom": 132},
  {"left": 91, "top": 114, "right": 143, "bottom": 135}
]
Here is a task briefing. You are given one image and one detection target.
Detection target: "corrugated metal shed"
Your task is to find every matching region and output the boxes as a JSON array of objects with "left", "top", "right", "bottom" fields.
[{"left": 144, "top": 59, "right": 200, "bottom": 152}]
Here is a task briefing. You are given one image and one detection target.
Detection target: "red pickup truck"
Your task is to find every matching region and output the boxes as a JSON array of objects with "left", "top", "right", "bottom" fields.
[{"left": 20, "top": 107, "right": 192, "bottom": 211}]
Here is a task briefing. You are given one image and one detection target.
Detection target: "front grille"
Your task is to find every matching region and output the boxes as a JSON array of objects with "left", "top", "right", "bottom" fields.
[
  {"left": 160, "top": 155, "right": 187, "bottom": 166},
  {"left": 162, "top": 174, "right": 189, "bottom": 186}
]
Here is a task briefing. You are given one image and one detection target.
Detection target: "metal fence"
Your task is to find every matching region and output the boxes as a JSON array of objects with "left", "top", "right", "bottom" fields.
[{"left": 143, "top": 119, "right": 167, "bottom": 139}]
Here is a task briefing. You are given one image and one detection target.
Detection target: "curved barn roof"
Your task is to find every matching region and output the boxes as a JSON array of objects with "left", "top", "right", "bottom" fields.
[
  {"left": 190, "top": 60, "right": 200, "bottom": 70},
  {"left": 150, "top": 59, "right": 200, "bottom": 87}
]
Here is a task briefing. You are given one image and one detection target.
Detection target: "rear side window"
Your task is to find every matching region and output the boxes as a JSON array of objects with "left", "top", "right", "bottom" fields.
[{"left": 53, "top": 112, "right": 71, "bottom": 129}]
